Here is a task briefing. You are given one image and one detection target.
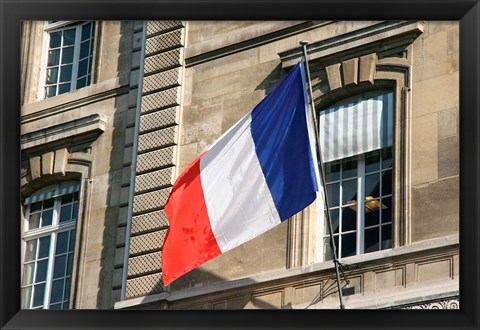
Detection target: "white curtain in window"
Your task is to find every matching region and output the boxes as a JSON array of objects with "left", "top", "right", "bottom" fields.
[{"left": 319, "top": 91, "right": 394, "bottom": 163}]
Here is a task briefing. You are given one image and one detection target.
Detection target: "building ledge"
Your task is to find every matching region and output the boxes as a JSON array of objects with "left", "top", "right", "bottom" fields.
[
  {"left": 114, "top": 234, "right": 458, "bottom": 309},
  {"left": 21, "top": 114, "right": 107, "bottom": 152}
]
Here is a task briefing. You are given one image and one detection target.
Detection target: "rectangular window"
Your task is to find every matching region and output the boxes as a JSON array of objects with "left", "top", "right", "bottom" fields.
[
  {"left": 320, "top": 91, "right": 394, "bottom": 260},
  {"left": 43, "top": 21, "right": 95, "bottom": 98},
  {"left": 21, "top": 184, "right": 79, "bottom": 309}
]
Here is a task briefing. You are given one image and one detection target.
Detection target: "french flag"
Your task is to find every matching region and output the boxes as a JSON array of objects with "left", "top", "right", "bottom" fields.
[{"left": 162, "top": 62, "right": 321, "bottom": 286}]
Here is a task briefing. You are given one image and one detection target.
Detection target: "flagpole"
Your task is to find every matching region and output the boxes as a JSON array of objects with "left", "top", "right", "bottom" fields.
[{"left": 300, "top": 41, "right": 345, "bottom": 310}]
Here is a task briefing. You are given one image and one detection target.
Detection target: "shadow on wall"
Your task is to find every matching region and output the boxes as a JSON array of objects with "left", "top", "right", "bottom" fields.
[{"left": 98, "top": 21, "right": 136, "bottom": 309}]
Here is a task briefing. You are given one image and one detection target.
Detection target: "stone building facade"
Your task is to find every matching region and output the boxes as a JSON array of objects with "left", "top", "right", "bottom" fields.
[{"left": 20, "top": 20, "right": 459, "bottom": 310}]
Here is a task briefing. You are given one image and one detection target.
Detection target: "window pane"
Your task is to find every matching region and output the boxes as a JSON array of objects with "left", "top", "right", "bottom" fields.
[
  {"left": 78, "top": 59, "right": 88, "bottom": 77},
  {"left": 58, "top": 83, "right": 71, "bottom": 95},
  {"left": 41, "top": 209, "right": 53, "bottom": 227},
  {"left": 341, "top": 207, "right": 356, "bottom": 232},
  {"left": 365, "top": 150, "right": 381, "bottom": 173},
  {"left": 49, "top": 32, "right": 62, "bottom": 48},
  {"left": 35, "top": 259, "right": 48, "bottom": 282},
  {"left": 381, "top": 224, "right": 392, "bottom": 249},
  {"left": 79, "top": 41, "right": 90, "bottom": 59},
  {"left": 365, "top": 201, "right": 380, "bottom": 227},
  {"left": 61, "top": 46, "right": 74, "bottom": 64},
  {"left": 21, "top": 287, "right": 32, "bottom": 308},
  {"left": 76, "top": 77, "right": 87, "bottom": 88},
  {"left": 82, "top": 23, "right": 92, "bottom": 41},
  {"left": 382, "top": 197, "right": 393, "bottom": 223},
  {"left": 32, "top": 283, "right": 45, "bottom": 307},
  {"left": 63, "top": 29, "right": 76, "bottom": 46},
  {"left": 24, "top": 240, "right": 37, "bottom": 262},
  {"left": 382, "top": 147, "right": 393, "bottom": 169},
  {"left": 72, "top": 202, "right": 79, "bottom": 220},
  {"left": 47, "top": 49, "right": 60, "bottom": 66},
  {"left": 60, "top": 205, "right": 72, "bottom": 223},
  {"left": 364, "top": 227, "right": 380, "bottom": 253},
  {"left": 326, "top": 183, "right": 339, "bottom": 207},
  {"left": 365, "top": 173, "right": 380, "bottom": 199},
  {"left": 65, "top": 276, "right": 71, "bottom": 299},
  {"left": 22, "top": 262, "right": 35, "bottom": 285},
  {"left": 55, "top": 231, "right": 69, "bottom": 255},
  {"left": 38, "top": 236, "right": 51, "bottom": 259},
  {"left": 50, "top": 279, "right": 65, "bottom": 303},
  {"left": 59, "top": 65, "right": 72, "bottom": 82},
  {"left": 325, "top": 209, "right": 339, "bottom": 234},
  {"left": 61, "top": 193, "right": 73, "bottom": 204},
  {"left": 341, "top": 233, "right": 356, "bottom": 257},
  {"left": 73, "top": 192, "right": 79, "bottom": 201},
  {"left": 28, "top": 212, "right": 40, "bottom": 230},
  {"left": 342, "top": 156, "right": 357, "bottom": 179},
  {"left": 46, "top": 67, "right": 58, "bottom": 84},
  {"left": 43, "top": 198, "right": 54, "bottom": 209},
  {"left": 53, "top": 255, "right": 67, "bottom": 279},
  {"left": 326, "top": 161, "right": 340, "bottom": 182},
  {"left": 31, "top": 202, "right": 42, "bottom": 213},
  {"left": 342, "top": 179, "right": 357, "bottom": 205},
  {"left": 382, "top": 170, "right": 393, "bottom": 196},
  {"left": 45, "top": 86, "right": 57, "bottom": 98},
  {"left": 66, "top": 253, "right": 74, "bottom": 274},
  {"left": 69, "top": 230, "right": 76, "bottom": 252}
]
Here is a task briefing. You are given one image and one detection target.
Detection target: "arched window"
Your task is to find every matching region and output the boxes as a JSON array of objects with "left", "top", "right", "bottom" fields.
[
  {"left": 320, "top": 91, "right": 394, "bottom": 259},
  {"left": 21, "top": 181, "right": 80, "bottom": 309}
]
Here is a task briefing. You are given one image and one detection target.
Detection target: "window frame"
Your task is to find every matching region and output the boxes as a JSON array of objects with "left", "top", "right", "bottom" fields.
[
  {"left": 39, "top": 21, "right": 95, "bottom": 99},
  {"left": 21, "top": 182, "right": 80, "bottom": 309},
  {"left": 319, "top": 90, "right": 395, "bottom": 260}
]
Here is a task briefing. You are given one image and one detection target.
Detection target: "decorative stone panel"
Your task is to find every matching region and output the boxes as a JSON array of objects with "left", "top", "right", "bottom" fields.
[
  {"left": 131, "top": 209, "right": 169, "bottom": 235},
  {"left": 135, "top": 146, "right": 176, "bottom": 174},
  {"left": 401, "top": 297, "right": 459, "bottom": 309},
  {"left": 137, "top": 126, "right": 177, "bottom": 154},
  {"left": 129, "top": 229, "right": 167, "bottom": 255},
  {"left": 145, "top": 30, "right": 183, "bottom": 56},
  {"left": 127, "top": 251, "right": 162, "bottom": 277},
  {"left": 132, "top": 188, "right": 171, "bottom": 215},
  {"left": 134, "top": 167, "right": 173, "bottom": 193},
  {"left": 141, "top": 88, "right": 180, "bottom": 114},
  {"left": 126, "top": 272, "right": 164, "bottom": 298},
  {"left": 139, "top": 107, "right": 178, "bottom": 133},
  {"left": 144, "top": 49, "right": 182, "bottom": 75},
  {"left": 146, "top": 21, "right": 184, "bottom": 37},
  {"left": 142, "top": 68, "right": 181, "bottom": 94}
]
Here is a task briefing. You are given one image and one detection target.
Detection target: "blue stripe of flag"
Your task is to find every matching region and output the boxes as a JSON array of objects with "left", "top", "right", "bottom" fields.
[{"left": 250, "top": 62, "right": 318, "bottom": 221}]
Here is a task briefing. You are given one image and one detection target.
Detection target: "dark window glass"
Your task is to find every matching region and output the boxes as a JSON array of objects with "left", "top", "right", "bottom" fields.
[
  {"left": 382, "top": 197, "right": 393, "bottom": 223},
  {"left": 49, "top": 32, "right": 61, "bottom": 48},
  {"left": 35, "top": 259, "right": 48, "bottom": 282},
  {"left": 31, "top": 202, "right": 42, "bottom": 213},
  {"left": 53, "top": 255, "right": 67, "bottom": 279},
  {"left": 382, "top": 170, "right": 393, "bottom": 196},
  {"left": 61, "top": 47, "right": 74, "bottom": 64},
  {"left": 41, "top": 209, "right": 53, "bottom": 227},
  {"left": 48, "top": 49, "right": 60, "bottom": 66},
  {"left": 326, "top": 183, "right": 339, "bottom": 207},
  {"left": 341, "top": 207, "right": 356, "bottom": 232},
  {"left": 81, "top": 23, "right": 92, "bottom": 41},
  {"left": 49, "top": 303, "right": 62, "bottom": 310},
  {"left": 55, "top": 232, "right": 69, "bottom": 255},
  {"left": 326, "top": 161, "right": 340, "bottom": 182},
  {"left": 63, "top": 29, "right": 76, "bottom": 46},
  {"left": 58, "top": 83, "right": 71, "bottom": 95},
  {"left": 61, "top": 193, "right": 73, "bottom": 204},
  {"left": 364, "top": 227, "right": 380, "bottom": 253},
  {"left": 69, "top": 230, "right": 76, "bottom": 251},
  {"left": 342, "top": 179, "right": 357, "bottom": 205},
  {"left": 365, "top": 203, "right": 380, "bottom": 227},
  {"left": 382, "top": 147, "right": 393, "bottom": 169},
  {"left": 341, "top": 233, "right": 356, "bottom": 257},
  {"left": 50, "top": 279, "right": 65, "bottom": 303},
  {"left": 32, "top": 283, "right": 45, "bottom": 307},
  {"left": 60, "top": 205, "right": 72, "bottom": 223},
  {"left": 342, "top": 156, "right": 357, "bottom": 179},
  {"left": 77, "top": 59, "right": 88, "bottom": 77},
  {"left": 365, "top": 173, "right": 380, "bottom": 199},
  {"left": 76, "top": 77, "right": 87, "bottom": 88},
  {"left": 79, "top": 41, "right": 90, "bottom": 59},
  {"left": 365, "top": 150, "right": 381, "bottom": 173},
  {"left": 43, "top": 198, "right": 54, "bottom": 209},
  {"left": 45, "top": 86, "right": 57, "bottom": 98},
  {"left": 38, "top": 236, "right": 51, "bottom": 259},
  {"left": 381, "top": 224, "right": 392, "bottom": 249},
  {"left": 59, "top": 65, "right": 72, "bottom": 83}
]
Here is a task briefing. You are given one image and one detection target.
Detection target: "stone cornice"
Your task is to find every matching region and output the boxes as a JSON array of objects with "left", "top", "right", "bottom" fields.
[{"left": 279, "top": 21, "right": 424, "bottom": 68}]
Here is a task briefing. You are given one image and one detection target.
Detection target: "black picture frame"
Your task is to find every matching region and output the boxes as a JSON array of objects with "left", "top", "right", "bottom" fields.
[{"left": 1, "top": 0, "right": 478, "bottom": 329}]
